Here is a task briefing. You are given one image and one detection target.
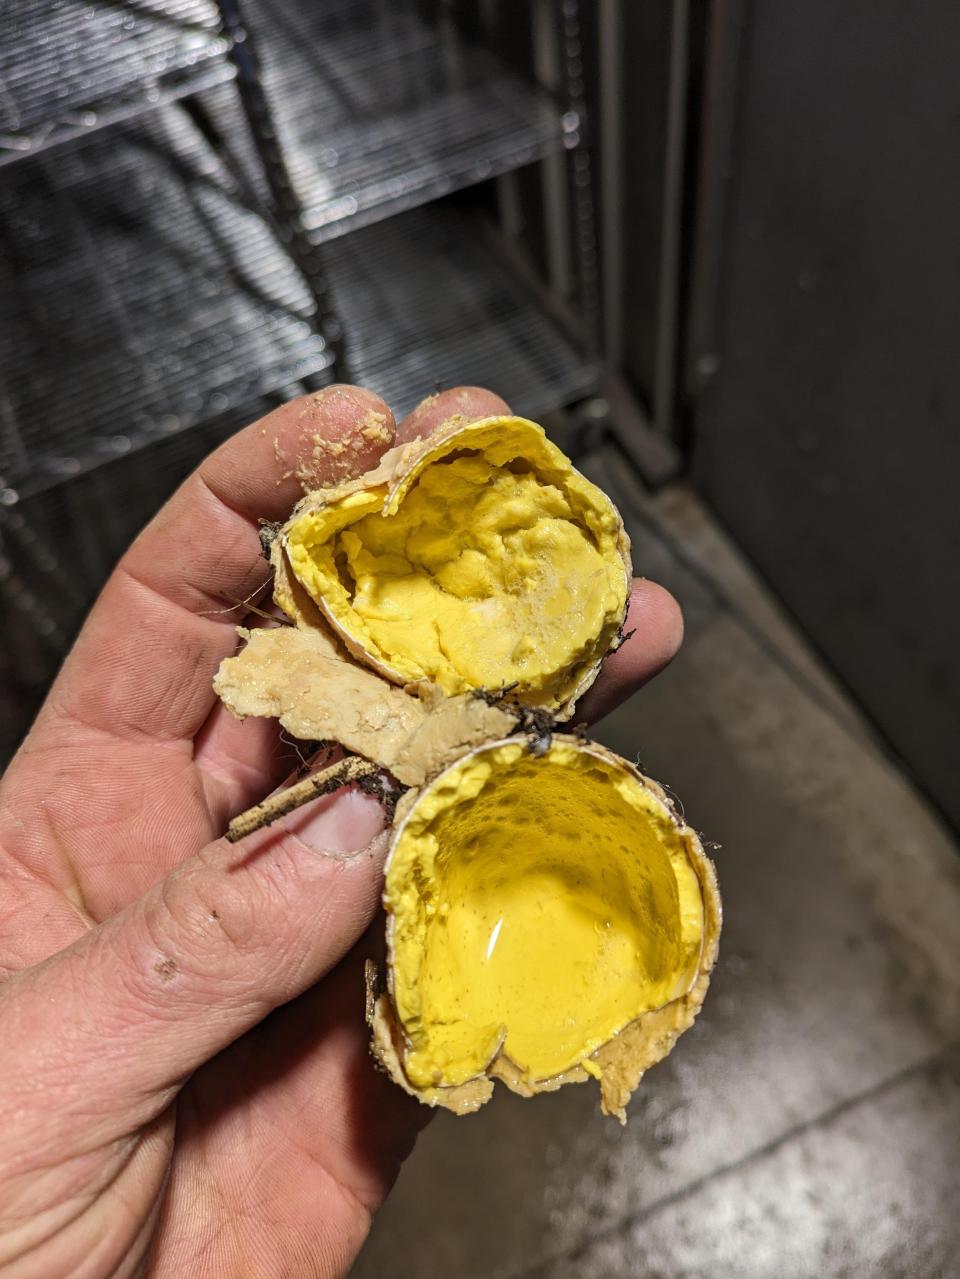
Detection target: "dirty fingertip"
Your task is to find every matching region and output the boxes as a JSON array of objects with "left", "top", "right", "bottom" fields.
[
  {"left": 272, "top": 385, "right": 398, "bottom": 493},
  {"left": 395, "top": 386, "right": 512, "bottom": 444}
]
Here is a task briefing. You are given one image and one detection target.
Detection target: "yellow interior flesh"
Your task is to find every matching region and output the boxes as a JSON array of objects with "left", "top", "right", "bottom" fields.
[
  {"left": 385, "top": 741, "right": 705, "bottom": 1090},
  {"left": 285, "top": 418, "right": 627, "bottom": 706}
]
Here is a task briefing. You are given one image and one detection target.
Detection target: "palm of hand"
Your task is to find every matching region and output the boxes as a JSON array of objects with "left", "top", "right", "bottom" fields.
[
  {"left": 0, "top": 387, "right": 681, "bottom": 1278},
  {"left": 4, "top": 627, "right": 417, "bottom": 1278}
]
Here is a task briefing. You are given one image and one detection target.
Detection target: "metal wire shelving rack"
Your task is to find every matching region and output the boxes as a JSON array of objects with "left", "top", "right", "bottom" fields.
[
  {"left": 321, "top": 203, "right": 596, "bottom": 418},
  {"left": 0, "top": 0, "right": 234, "bottom": 162},
  {"left": 0, "top": 105, "right": 332, "bottom": 505},
  {"left": 0, "top": 0, "right": 600, "bottom": 761},
  {"left": 221, "top": 0, "right": 575, "bottom": 242}
]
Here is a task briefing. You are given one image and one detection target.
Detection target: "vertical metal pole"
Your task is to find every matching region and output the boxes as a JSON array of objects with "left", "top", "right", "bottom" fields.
[
  {"left": 217, "top": 0, "right": 347, "bottom": 380},
  {"left": 598, "top": 0, "right": 623, "bottom": 369},
  {"left": 652, "top": 0, "right": 691, "bottom": 438},
  {"left": 532, "top": 0, "right": 574, "bottom": 301},
  {"left": 683, "top": 0, "right": 746, "bottom": 403},
  {"left": 554, "top": 0, "right": 602, "bottom": 356},
  {"left": 478, "top": 0, "right": 524, "bottom": 239}
]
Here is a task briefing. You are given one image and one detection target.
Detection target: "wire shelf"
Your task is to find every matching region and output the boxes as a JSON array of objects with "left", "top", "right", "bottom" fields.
[
  {"left": 1, "top": 86, "right": 595, "bottom": 506},
  {"left": 0, "top": 186, "right": 599, "bottom": 750},
  {"left": 0, "top": 192, "right": 597, "bottom": 757},
  {"left": 0, "top": 0, "right": 234, "bottom": 162},
  {"left": 324, "top": 203, "right": 598, "bottom": 419},
  {"left": 0, "top": 103, "right": 333, "bottom": 503},
  {"left": 207, "top": 0, "right": 572, "bottom": 243}
]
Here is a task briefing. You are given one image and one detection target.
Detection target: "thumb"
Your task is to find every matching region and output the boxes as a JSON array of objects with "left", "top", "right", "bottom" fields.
[{"left": 0, "top": 782, "right": 387, "bottom": 1135}]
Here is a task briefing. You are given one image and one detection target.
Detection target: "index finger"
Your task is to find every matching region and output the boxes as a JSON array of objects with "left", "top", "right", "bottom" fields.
[{"left": 35, "top": 386, "right": 397, "bottom": 746}]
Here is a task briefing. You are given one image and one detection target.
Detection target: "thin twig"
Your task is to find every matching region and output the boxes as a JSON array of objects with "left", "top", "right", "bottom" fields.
[
  {"left": 226, "top": 756, "right": 380, "bottom": 843},
  {"left": 229, "top": 598, "right": 293, "bottom": 625},
  {"left": 198, "top": 586, "right": 292, "bottom": 625}
]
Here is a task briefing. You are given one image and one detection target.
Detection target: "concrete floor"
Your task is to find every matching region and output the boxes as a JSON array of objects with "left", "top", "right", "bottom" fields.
[{"left": 351, "top": 454, "right": 960, "bottom": 1279}]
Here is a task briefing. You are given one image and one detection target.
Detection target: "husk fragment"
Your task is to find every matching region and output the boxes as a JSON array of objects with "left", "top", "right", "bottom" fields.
[
  {"left": 214, "top": 622, "right": 516, "bottom": 788},
  {"left": 214, "top": 623, "right": 426, "bottom": 770}
]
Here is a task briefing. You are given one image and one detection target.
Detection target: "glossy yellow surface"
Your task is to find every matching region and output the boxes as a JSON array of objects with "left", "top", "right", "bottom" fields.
[
  {"left": 285, "top": 417, "right": 627, "bottom": 707},
  {"left": 384, "top": 740, "right": 705, "bottom": 1089}
]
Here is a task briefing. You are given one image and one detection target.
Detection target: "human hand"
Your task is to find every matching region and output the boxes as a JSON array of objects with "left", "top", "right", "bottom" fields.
[{"left": 0, "top": 386, "right": 683, "bottom": 1278}]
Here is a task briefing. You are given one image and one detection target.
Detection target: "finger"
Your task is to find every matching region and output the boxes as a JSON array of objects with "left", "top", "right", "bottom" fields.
[
  {"left": 30, "top": 387, "right": 396, "bottom": 748},
  {"left": 394, "top": 386, "right": 511, "bottom": 444},
  {"left": 152, "top": 935, "right": 427, "bottom": 1277},
  {"left": 0, "top": 781, "right": 389, "bottom": 1142},
  {"left": 207, "top": 384, "right": 396, "bottom": 513},
  {"left": 576, "top": 579, "right": 684, "bottom": 724},
  {"left": 191, "top": 707, "right": 293, "bottom": 823}
]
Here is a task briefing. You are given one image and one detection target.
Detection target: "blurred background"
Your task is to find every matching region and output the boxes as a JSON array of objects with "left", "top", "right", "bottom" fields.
[{"left": 1, "top": 2, "right": 958, "bottom": 1274}]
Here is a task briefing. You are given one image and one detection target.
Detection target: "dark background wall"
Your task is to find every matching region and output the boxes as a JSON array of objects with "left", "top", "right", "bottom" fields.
[{"left": 689, "top": 0, "right": 960, "bottom": 827}]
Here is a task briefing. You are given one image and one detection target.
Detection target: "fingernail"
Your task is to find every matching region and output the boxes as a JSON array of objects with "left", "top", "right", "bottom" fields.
[{"left": 289, "top": 786, "right": 387, "bottom": 857}]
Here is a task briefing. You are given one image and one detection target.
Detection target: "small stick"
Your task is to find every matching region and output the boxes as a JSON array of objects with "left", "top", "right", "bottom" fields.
[{"left": 226, "top": 756, "right": 380, "bottom": 843}]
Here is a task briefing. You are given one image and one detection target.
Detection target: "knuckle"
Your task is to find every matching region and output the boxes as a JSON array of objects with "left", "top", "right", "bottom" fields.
[
  {"left": 154, "top": 863, "right": 257, "bottom": 964},
  {"left": 131, "top": 862, "right": 266, "bottom": 1007},
  {"left": 134, "top": 842, "right": 318, "bottom": 1006}
]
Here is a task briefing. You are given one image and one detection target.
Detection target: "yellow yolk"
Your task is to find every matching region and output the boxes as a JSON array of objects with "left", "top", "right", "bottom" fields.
[
  {"left": 384, "top": 741, "right": 705, "bottom": 1089},
  {"left": 284, "top": 418, "right": 627, "bottom": 708}
]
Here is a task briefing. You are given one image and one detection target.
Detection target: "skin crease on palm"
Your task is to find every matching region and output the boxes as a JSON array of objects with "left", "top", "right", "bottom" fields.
[{"left": 0, "top": 385, "right": 683, "bottom": 1279}]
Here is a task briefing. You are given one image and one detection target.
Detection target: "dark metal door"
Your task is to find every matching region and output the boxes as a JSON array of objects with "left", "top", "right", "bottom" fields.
[{"left": 689, "top": 0, "right": 960, "bottom": 827}]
